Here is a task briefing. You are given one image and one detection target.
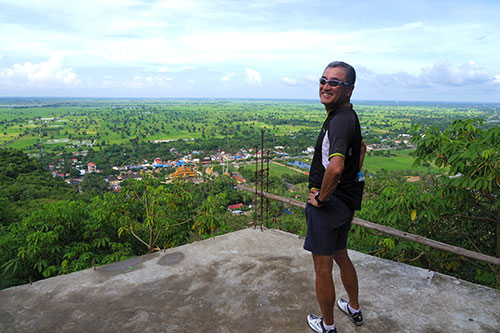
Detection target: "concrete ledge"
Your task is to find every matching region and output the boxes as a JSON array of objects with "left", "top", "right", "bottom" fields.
[{"left": 0, "top": 228, "right": 499, "bottom": 332}]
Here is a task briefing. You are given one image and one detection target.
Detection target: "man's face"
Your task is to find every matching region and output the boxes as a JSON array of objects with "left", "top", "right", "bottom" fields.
[{"left": 319, "top": 66, "right": 353, "bottom": 109}]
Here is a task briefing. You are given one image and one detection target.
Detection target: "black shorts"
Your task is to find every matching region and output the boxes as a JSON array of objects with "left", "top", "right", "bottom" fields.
[{"left": 303, "top": 196, "right": 354, "bottom": 256}]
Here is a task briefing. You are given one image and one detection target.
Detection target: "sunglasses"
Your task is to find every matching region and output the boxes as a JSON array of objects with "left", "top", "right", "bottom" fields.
[{"left": 319, "top": 77, "right": 351, "bottom": 87}]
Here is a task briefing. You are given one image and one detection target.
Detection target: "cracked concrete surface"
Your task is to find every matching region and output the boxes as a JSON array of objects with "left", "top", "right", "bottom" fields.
[{"left": 0, "top": 228, "right": 499, "bottom": 332}]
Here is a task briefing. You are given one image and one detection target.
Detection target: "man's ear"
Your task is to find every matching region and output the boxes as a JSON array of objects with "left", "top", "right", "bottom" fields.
[{"left": 346, "top": 85, "right": 355, "bottom": 97}]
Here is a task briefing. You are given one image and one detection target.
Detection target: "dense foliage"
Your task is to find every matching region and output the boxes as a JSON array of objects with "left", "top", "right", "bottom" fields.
[
  {"left": 0, "top": 149, "right": 77, "bottom": 225},
  {"left": 0, "top": 149, "right": 246, "bottom": 289},
  {"left": 349, "top": 120, "right": 500, "bottom": 287}
]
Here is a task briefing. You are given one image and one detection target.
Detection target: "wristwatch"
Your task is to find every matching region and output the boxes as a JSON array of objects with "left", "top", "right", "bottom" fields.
[{"left": 315, "top": 192, "right": 327, "bottom": 205}]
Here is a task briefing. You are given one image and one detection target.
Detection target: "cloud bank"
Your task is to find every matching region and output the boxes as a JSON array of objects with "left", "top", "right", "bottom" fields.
[
  {"left": 361, "top": 60, "right": 497, "bottom": 89},
  {"left": 0, "top": 55, "right": 80, "bottom": 87},
  {"left": 0, "top": 0, "right": 499, "bottom": 101}
]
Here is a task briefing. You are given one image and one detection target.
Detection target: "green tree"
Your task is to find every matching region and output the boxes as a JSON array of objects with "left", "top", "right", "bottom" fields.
[
  {"left": 0, "top": 197, "right": 15, "bottom": 227},
  {"left": 117, "top": 178, "right": 196, "bottom": 252},
  {"left": 69, "top": 168, "right": 81, "bottom": 178},
  {"left": 0, "top": 198, "right": 137, "bottom": 289},
  {"left": 192, "top": 193, "right": 229, "bottom": 236},
  {"left": 411, "top": 119, "right": 500, "bottom": 284},
  {"left": 355, "top": 171, "right": 497, "bottom": 287},
  {"left": 0, "top": 148, "right": 76, "bottom": 220},
  {"left": 80, "top": 173, "right": 110, "bottom": 197}
]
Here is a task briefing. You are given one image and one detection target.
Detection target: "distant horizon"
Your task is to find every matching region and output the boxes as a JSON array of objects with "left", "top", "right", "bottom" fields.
[{"left": 0, "top": 96, "right": 499, "bottom": 106}]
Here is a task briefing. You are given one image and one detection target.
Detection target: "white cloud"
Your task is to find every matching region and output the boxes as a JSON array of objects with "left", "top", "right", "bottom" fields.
[
  {"left": 101, "top": 74, "right": 172, "bottom": 89},
  {"left": 246, "top": 68, "right": 261, "bottom": 84},
  {"left": 281, "top": 77, "right": 297, "bottom": 85},
  {"left": 401, "top": 21, "right": 424, "bottom": 30},
  {"left": 361, "top": 61, "right": 494, "bottom": 90},
  {"left": 493, "top": 75, "right": 500, "bottom": 84},
  {"left": 376, "top": 71, "right": 423, "bottom": 89},
  {"left": 220, "top": 73, "right": 234, "bottom": 82},
  {"left": 158, "top": 66, "right": 170, "bottom": 73},
  {"left": 420, "top": 60, "right": 490, "bottom": 86},
  {"left": 0, "top": 55, "right": 80, "bottom": 87}
]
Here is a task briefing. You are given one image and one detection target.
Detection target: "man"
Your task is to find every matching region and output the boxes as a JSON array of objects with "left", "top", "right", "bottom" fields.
[{"left": 304, "top": 61, "right": 366, "bottom": 333}]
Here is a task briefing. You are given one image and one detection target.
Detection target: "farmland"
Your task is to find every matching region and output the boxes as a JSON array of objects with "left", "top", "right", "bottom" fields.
[{"left": 0, "top": 98, "right": 498, "bottom": 174}]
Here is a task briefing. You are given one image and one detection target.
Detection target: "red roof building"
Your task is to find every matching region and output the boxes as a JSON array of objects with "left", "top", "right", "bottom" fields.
[
  {"left": 228, "top": 203, "right": 244, "bottom": 210},
  {"left": 232, "top": 175, "right": 246, "bottom": 183}
]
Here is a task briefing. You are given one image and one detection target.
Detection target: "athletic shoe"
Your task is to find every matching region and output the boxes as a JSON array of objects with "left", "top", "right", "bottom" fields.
[
  {"left": 306, "top": 314, "right": 337, "bottom": 333},
  {"left": 337, "top": 298, "right": 363, "bottom": 326}
]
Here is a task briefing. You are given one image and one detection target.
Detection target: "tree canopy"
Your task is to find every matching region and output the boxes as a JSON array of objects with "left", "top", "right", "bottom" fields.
[{"left": 354, "top": 119, "right": 500, "bottom": 287}]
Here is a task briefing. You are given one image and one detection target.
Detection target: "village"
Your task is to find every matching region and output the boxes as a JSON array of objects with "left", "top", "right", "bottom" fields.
[{"left": 47, "top": 133, "right": 414, "bottom": 194}]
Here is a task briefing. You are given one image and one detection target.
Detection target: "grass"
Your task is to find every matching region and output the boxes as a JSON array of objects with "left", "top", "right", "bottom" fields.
[
  {"left": 363, "top": 149, "right": 440, "bottom": 173},
  {"left": 269, "top": 162, "right": 303, "bottom": 178},
  {"left": 239, "top": 161, "right": 306, "bottom": 180}
]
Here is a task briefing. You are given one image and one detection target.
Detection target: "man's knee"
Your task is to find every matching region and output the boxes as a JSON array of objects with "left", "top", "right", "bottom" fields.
[
  {"left": 313, "top": 253, "right": 333, "bottom": 275},
  {"left": 333, "top": 248, "right": 351, "bottom": 267}
]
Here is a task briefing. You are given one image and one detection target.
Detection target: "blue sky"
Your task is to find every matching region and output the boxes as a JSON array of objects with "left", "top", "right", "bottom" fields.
[{"left": 0, "top": 0, "right": 499, "bottom": 102}]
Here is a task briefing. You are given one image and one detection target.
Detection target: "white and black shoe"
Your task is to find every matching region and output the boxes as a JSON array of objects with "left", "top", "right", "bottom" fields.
[
  {"left": 337, "top": 298, "right": 363, "bottom": 326},
  {"left": 306, "top": 314, "right": 337, "bottom": 333}
]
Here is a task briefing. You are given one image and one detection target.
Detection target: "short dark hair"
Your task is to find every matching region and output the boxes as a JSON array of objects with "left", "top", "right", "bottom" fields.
[{"left": 324, "top": 61, "right": 356, "bottom": 85}]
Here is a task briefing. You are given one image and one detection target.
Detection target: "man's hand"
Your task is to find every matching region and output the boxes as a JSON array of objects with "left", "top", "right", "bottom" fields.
[
  {"left": 307, "top": 189, "right": 323, "bottom": 207},
  {"left": 308, "top": 155, "right": 343, "bottom": 208}
]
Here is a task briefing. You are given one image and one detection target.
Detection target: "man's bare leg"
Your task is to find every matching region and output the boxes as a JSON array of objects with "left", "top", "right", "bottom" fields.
[
  {"left": 333, "top": 248, "right": 359, "bottom": 309},
  {"left": 312, "top": 253, "right": 335, "bottom": 325}
]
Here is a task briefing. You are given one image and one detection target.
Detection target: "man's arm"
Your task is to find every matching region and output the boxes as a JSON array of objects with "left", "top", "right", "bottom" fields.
[
  {"left": 359, "top": 141, "right": 366, "bottom": 170},
  {"left": 307, "top": 155, "right": 344, "bottom": 207}
]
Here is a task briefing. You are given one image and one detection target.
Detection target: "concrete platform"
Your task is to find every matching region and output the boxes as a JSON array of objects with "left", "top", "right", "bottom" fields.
[{"left": 1, "top": 228, "right": 499, "bottom": 332}]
